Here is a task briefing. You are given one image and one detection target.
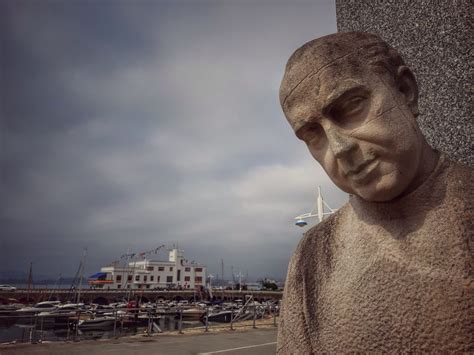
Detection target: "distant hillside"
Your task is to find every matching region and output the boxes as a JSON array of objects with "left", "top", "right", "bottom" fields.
[
  {"left": 0, "top": 270, "right": 50, "bottom": 281},
  {"left": 0, "top": 276, "right": 86, "bottom": 285}
]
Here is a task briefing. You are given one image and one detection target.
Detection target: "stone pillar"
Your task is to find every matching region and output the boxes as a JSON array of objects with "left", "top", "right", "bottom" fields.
[{"left": 336, "top": 0, "right": 473, "bottom": 165}]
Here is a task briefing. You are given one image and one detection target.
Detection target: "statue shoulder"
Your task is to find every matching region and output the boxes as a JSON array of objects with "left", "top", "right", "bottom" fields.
[
  {"left": 446, "top": 158, "right": 473, "bottom": 182},
  {"left": 289, "top": 204, "right": 349, "bottom": 275},
  {"left": 443, "top": 158, "right": 474, "bottom": 201},
  {"left": 298, "top": 204, "right": 348, "bottom": 248},
  {"left": 278, "top": 205, "right": 350, "bottom": 353}
]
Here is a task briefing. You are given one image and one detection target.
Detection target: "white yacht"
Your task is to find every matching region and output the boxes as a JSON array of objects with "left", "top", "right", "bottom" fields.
[{"left": 16, "top": 301, "right": 61, "bottom": 313}]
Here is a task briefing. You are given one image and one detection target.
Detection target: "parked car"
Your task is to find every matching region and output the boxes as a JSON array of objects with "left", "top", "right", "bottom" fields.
[{"left": 0, "top": 285, "right": 17, "bottom": 291}]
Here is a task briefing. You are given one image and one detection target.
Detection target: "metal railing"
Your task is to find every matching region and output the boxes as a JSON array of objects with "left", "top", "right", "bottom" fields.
[{"left": 0, "top": 303, "right": 279, "bottom": 344}]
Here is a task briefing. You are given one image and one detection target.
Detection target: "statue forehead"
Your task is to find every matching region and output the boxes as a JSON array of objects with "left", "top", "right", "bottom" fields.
[{"left": 280, "top": 32, "right": 385, "bottom": 109}]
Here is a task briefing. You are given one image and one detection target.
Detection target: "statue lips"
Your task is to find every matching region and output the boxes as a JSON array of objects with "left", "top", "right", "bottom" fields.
[{"left": 347, "top": 158, "right": 378, "bottom": 184}]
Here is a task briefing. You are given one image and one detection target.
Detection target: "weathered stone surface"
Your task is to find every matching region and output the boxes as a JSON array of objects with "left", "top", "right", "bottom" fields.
[
  {"left": 278, "top": 155, "right": 473, "bottom": 353},
  {"left": 336, "top": 0, "right": 473, "bottom": 166},
  {"left": 277, "top": 32, "right": 473, "bottom": 353}
]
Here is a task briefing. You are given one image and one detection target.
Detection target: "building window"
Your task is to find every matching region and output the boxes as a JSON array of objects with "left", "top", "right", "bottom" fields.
[
  {"left": 146, "top": 284, "right": 150, "bottom": 289},
  {"left": 169, "top": 267, "right": 173, "bottom": 272},
  {"left": 150, "top": 275, "right": 154, "bottom": 282},
  {"left": 117, "top": 284, "right": 121, "bottom": 289},
  {"left": 195, "top": 267, "right": 203, "bottom": 272},
  {"left": 135, "top": 275, "right": 140, "bottom": 281},
  {"left": 147, "top": 266, "right": 154, "bottom": 271},
  {"left": 157, "top": 276, "right": 160, "bottom": 282},
  {"left": 185, "top": 267, "right": 191, "bottom": 272},
  {"left": 127, "top": 275, "right": 132, "bottom": 282},
  {"left": 195, "top": 276, "right": 202, "bottom": 282},
  {"left": 116, "top": 275, "right": 122, "bottom": 282},
  {"left": 144, "top": 275, "right": 147, "bottom": 282},
  {"left": 177, "top": 270, "right": 181, "bottom": 281},
  {"left": 158, "top": 267, "right": 165, "bottom": 271},
  {"left": 184, "top": 276, "right": 190, "bottom": 282},
  {"left": 127, "top": 285, "right": 130, "bottom": 289},
  {"left": 166, "top": 276, "right": 173, "bottom": 283}
]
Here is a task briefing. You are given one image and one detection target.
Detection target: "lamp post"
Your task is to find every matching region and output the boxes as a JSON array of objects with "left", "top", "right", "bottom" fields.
[
  {"left": 207, "top": 274, "right": 215, "bottom": 299},
  {"left": 236, "top": 272, "right": 243, "bottom": 292},
  {"left": 294, "top": 186, "right": 337, "bottom": 227},
  {"left": 208, "top": 274, "right": 214, "bottom": 289}
]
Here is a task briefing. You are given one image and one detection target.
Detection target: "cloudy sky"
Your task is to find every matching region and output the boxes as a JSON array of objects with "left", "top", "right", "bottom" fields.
[{"left": 1, "top": 0, "right": 346, "bottom": 281}]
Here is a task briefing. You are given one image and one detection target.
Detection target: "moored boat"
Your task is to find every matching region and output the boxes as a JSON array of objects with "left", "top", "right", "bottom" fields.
[
  {"left": 179, "top": 307, "right": 206, "bottom": 320},
  {"left": 204, "top": 310, "right": 234, "bottom": 323},
  {"left": 78, "top": 316, "right": 117, "bottom": 331},
  {"left": 16, "top": 301, "right": 61, "bottom": 314}
]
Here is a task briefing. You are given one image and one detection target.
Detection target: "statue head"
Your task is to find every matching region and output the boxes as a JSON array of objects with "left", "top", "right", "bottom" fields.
[{"left": 280, "top": 32, "right": 435, "bottom": 202}]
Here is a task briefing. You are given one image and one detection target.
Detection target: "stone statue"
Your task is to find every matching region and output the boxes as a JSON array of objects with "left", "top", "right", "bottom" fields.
[{"left": 277, "top": 32, "right": 473, "bottom": 353}]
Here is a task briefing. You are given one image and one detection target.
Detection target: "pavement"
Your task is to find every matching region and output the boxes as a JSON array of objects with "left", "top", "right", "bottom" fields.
[{"left": 0, "top": 327, "right": 277, "bottom": 355}]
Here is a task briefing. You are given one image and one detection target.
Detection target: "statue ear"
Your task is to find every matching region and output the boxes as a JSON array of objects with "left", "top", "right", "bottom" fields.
[{"left": 395, "top": 66, "right": 419, "bottom": 116}]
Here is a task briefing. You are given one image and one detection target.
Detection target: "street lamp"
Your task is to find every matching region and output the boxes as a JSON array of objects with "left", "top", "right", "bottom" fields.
[
  {"left": 235, "top": 272, "right": 243, "bottom": 292},
  {"left": 294, "top": 186, "right": 337, "bottom": 227},
  {"left": 207, "top": 274, "right": 215, "bottom": 299},
  {"left": 207, "top": 274, "right": 214, "bottom": 289}
]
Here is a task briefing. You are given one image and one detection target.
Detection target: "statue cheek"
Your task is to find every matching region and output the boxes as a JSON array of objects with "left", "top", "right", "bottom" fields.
[
  {"left": 308, "top": 148, "right": 327, "bottom": 169},
  {"left": 318, "top": 153, "right": 345, "bottom": 184}
]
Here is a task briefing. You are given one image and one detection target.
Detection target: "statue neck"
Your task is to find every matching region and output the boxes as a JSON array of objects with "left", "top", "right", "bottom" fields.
[{"left": 401, "top": 141, "right": 440, "bottom": 198}]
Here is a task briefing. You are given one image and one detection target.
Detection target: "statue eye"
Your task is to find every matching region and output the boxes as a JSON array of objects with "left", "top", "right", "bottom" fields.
[
  {"left": 340, "top": 96, "right": 366, "bottom": 115},
  {"left": 331, "top": 95, "right": 367, "bottom": 122},
  {"left": 299, "top": 123, "right": 324, "bottom": 144}
]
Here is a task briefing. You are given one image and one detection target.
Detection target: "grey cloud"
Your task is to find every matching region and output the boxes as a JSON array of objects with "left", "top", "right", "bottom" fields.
[{"left": 1, "top": 0, "right": 340, "bottom": 280}]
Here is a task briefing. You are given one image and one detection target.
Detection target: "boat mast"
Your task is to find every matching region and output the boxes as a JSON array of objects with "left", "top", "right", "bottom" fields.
[
  {"left": 127, "top": 256, "right": 138, "bottom": 303},
  {"left": 221, "top": 258, "right": 224, "bottom": 281},
  {"left": 48, "top": 273, "right": 62, "bottom": 301},
  {"left": 27, "top": 262, "right": 33, "bottom": 303},
  {"left": 76, "top": 248, "right": 87, "bottom": 304}
]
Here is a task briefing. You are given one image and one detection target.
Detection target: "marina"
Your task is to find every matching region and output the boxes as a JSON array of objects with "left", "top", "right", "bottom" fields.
[
  {"left": 0, "top": 244, "right": 282, "bottom": 347},
  {"left": 0, "top": 293, "right": 280, "bottom": 344}
]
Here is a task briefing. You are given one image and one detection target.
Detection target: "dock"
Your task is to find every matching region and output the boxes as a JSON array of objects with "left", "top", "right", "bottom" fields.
[{"left": 0, "top": 289, "right": 282, "bottom": 304}]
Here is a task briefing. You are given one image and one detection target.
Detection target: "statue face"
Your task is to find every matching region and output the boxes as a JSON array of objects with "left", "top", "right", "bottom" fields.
[{"left": 283, "top": 63, "right": 424, "bottom": 202}]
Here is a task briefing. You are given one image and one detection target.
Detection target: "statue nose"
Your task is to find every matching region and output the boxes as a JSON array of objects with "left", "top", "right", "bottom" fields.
[{"left": 326, "top": 128, "right": 357, "bottom": 158}]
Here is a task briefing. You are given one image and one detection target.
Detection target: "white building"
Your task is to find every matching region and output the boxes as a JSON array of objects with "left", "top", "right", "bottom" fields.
[
  {"left": 88, "top": 249, "right": 206, "bottom": 290},
  {"left": 245, "top": 282, "right": 262, "bottom": 291}
]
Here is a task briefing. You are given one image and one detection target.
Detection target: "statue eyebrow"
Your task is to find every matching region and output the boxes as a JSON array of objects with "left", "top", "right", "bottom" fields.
[{"left": 321, "top": 84, "right": 368, "bottom": 115}]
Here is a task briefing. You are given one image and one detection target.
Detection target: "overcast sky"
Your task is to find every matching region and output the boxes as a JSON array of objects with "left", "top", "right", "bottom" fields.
[{"left": 1, "top": 0, "right": 346, "bottom": 281}]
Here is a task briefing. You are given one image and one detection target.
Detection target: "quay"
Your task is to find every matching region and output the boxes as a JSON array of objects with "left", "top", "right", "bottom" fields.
[
  {"left": 0, "top": 289, "right": 282, "bottom": 304},
  {"left": 0, "top": 324, "right": 278, "bottom": 354}
]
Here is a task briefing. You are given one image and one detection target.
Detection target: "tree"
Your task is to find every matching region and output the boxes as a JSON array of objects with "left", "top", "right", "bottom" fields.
[{"left": 259, "top": 278, "right": 278, "bottom": 291}]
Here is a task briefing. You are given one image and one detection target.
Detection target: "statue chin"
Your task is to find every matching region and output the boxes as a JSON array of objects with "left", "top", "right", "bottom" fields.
[
  {"left": 352, "top": 188, "right": 402, "bottom": 203},
  {"left": 343, "top": 172, "right": 413, "bottom": 202}
]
